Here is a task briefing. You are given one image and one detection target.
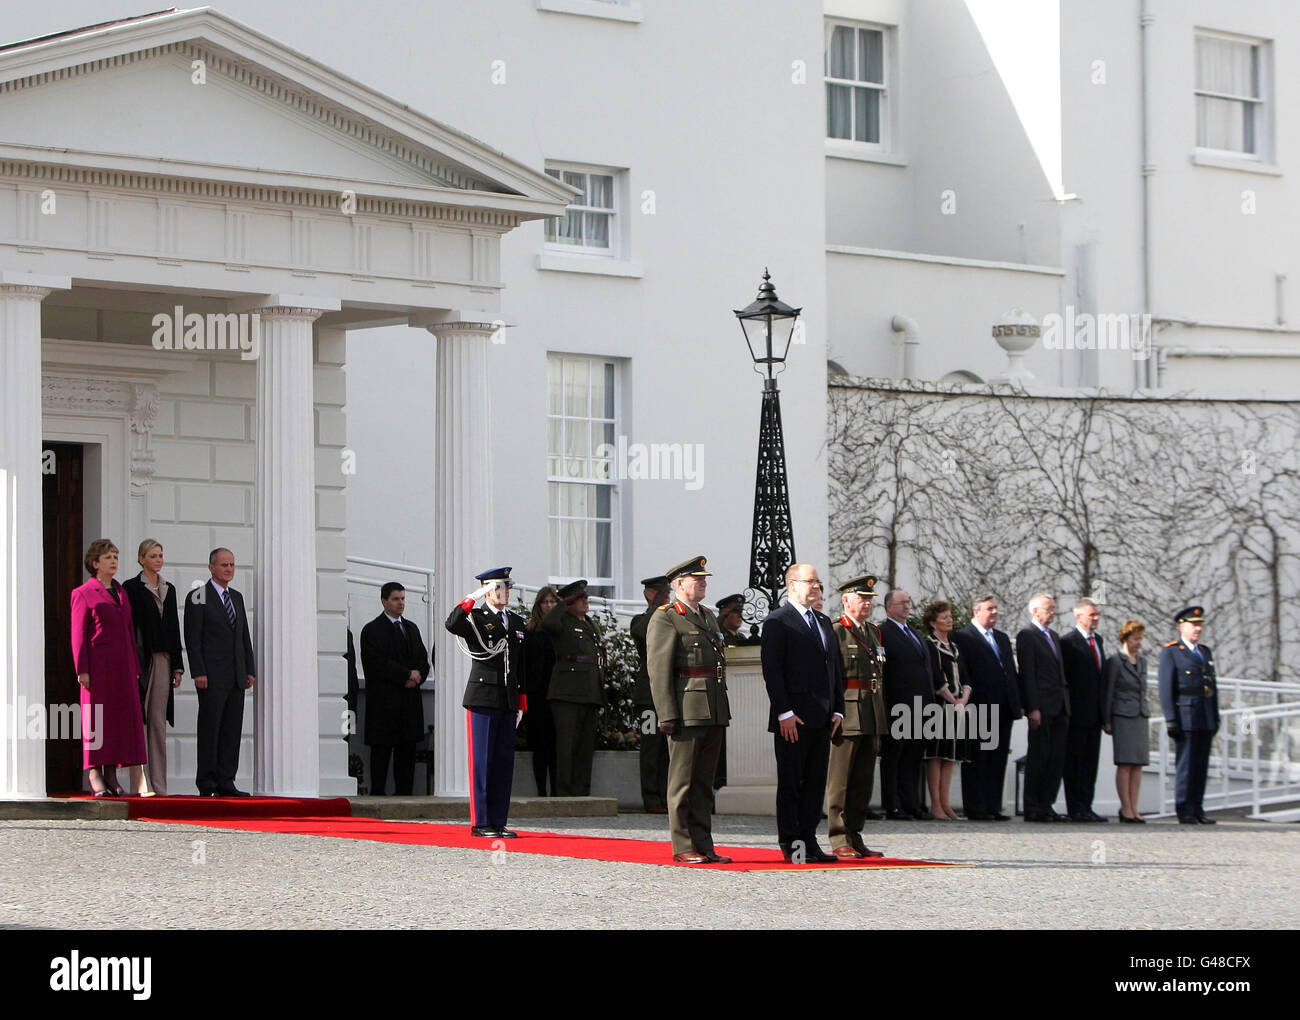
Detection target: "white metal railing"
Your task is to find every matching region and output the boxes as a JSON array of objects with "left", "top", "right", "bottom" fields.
[{"left": 1147, "top": 694, "right": 1300, "bottom": 819}]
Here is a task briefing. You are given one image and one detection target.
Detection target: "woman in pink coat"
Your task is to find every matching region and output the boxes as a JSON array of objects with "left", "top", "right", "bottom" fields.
[{"left": 71, "top": 539, "right": 149, "bottom": 796}]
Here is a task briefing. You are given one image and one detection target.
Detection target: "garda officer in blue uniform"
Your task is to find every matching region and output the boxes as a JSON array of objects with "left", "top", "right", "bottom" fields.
[
  {"left": 1157, "top": 605, "right": 1220, "bottom": 825},
  {"left": 445, "top": 567, "right": 528, "bottom": 837}
]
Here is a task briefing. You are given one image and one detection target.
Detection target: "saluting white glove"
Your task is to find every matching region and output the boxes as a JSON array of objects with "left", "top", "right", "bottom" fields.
[{"left": 467, "top": 584, "right": 491, "bottom": 603}]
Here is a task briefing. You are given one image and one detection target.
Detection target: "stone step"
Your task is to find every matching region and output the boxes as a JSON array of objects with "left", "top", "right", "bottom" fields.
[{"left": 0, "top": 798, "right": 130, "bottom": 820}]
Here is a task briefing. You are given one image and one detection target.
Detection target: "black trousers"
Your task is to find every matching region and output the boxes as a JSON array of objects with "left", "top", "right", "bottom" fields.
[
  {"left": 1063, "top": 720, "right": 1103, "bottom": 816},
  {"left": 370, "top": 742, "right": 416, "bottom": 795},
  {"left": 960, "top": 706, "right": 1014, "bottom": 816},
  {"left": 527, "top": 700, "right": 557, "bottom": 796},
  {"left": 1022, "top": 708, "right": 1068, "bottom": 816},
  {"left": 881, "top": 734, "right": 924, "bottom": 814},
  {"left": 195, "top": 680, "right": 245, "bottom": 794},
  {"left": 773, "top": 726, "right": 831, "bottom": 848}
]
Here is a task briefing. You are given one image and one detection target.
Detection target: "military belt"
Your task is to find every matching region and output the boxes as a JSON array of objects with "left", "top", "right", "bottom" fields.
[
  {"left": 676, "top": 666, "right": 724, "bottom": 680},
  {"left": 559, "top": 655, "right": 600, "bottom": 664},
  {"left": 845, "top": 679, "right": 879, "bottom": 692}
]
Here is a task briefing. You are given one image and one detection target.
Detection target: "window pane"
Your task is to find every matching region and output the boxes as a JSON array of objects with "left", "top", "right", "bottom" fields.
[
  {"left": 596, "top": 520, "right": 611, "bottom": 578},
  {"left": 855, "top": 86, "right": 880, "bottom": 143},
  {"left": 547, "top": 417, "right": 562, "bottom": 458},
  {"left": 548, "top": 483, "right": 559, "bottom": 516},
  {"left": 1196, "top": 36, "right": 1255, "bottom": 97},
  {"left": 562, "top": 170, "right": 586, "bottom": 200},
  {"left": 590, "top": 365, "right": 607, "bottom": 424},
  {"left": 583, "top": 520, "right": 597, "bottom": 576},
  {"left": 561, "top": 519, "right": 583, "bottom": 573},
  {"left": 587, "top": 174, "right": 613, "bottom": 210},
  {"left": 1198, "top": 95, "right": 1245, "bottom": 151},
  {"left": 596, "top": 484, "right": 611, "bottom": 518},
  {"left": 858, "top": 29, "right": 883, "bottom": 84},
  {"left": 564, "top": 358, "right": 589, "bottom": 417},
  {"left": 564, "top": 423, "right": 587, "bottom": 477},
  {"left": 585, "top": 211, "right": 611, "bottom": 248},
  {"left": 549, "top": 517, "right": 560, "bottom": 575},
  {"left": 828, "top": 25, "right": 853, "bottom": 78},
  {"left": 602, "top": 363, "right": 615, "bottom": 419},
  {"left": 554, "top": 209, "right": 583, "bottom": 245},
  {"left": 827, "top": 83, "right": 852, "bottom": 139},
  {"left": 547, "top": 356, "right": 563, "bottom": 415}
]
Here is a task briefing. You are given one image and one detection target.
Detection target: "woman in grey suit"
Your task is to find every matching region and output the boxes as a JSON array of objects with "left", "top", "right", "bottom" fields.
[{"left": 1103, "top": 618, "right": 1149, "bottom": 822}]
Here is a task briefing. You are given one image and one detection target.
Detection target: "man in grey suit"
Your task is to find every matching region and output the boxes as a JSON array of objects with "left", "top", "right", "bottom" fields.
[
  {"left": 184, "top": 548, "right": 256, "bottom": 796},
  {"left": 1015, "top": 593, "right": 1070, "bottom": 821}
]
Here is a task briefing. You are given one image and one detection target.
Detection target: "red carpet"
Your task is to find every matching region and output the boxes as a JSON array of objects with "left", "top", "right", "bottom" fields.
[
  {"left": 60, "top": 793, "right": 353, "bottom": 820},
  {"left": 131, "top": 812, "right": 953, "bottom": 871}
]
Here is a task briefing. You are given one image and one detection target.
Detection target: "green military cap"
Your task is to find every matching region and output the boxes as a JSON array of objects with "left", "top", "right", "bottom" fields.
[
  {"left": 665, "top": 555, "right": 711, "bottom": 581},
  {"left": 837, "top": 574, "right": 878, "bottom": 595},
  {"left": 1175, "top": 605, "right": 1205, "bottom": 624},
  {"left": 640, "top": 574, "right": 669, "bottom": 589},
  {"left": 715, "top": 593, "right": 744, "bottom": 612},
  {"left": 557, "top": 579, "right": 589, "bottom": 603}
]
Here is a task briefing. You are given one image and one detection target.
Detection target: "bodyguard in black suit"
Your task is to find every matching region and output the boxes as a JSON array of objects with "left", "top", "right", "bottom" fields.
[
  {"left": 951, "top": 594, "right": 1022, "bottom": 820},
  {"left": 761, "top": 564, "right": 844, "bottom": 863},
  {"left": 446, "top": 567, "right": 528, "bottom": 837},
  {"left": 878, "top": 589, "right": 935, "bottom": 819},
  {"left": 184, "top": 548, "right": 255, "bottom": 796},
  {"left": 359, "top": 582, "right": 431, "bottom": 795},
  {"left": 1060, "top": 597, "right": 1107, "bottom": 822},
  {"left": 1013, "top": 593, "right": 1070, "bottom": 821}
]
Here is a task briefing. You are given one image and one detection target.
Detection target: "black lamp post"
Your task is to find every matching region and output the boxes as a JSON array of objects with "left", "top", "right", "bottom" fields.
[{"left": 734, "top": 268, "right": 801, "bottom": 621}]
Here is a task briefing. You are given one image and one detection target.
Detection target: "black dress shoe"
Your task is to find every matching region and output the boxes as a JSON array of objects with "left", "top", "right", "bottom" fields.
[
  {"left": 494, "top": 828, "right": 519, "bottom": 838},
  {"left": 703, "top": 851, "right": 732, "bottom": 864},
  {"left": 1197, "top": 814, "right": 1217, "bottom": 825},
  {"left": 198, "top": 790, "right": 219, "bottom": 797},
  {"left": 804, "top": 845, "right": 839, "bottom": 863},
  {"left": 217, "top": 787, "right": 250, "bottom": 797},
  {"left": 469, "top": 826, "right": 497, "bottom": 837},
  {"left": 885, "top": 810, "right": 911, "bottom": 821},
  {"left": 1178, "top": 816, "right": 1199, "bottom": 824},
  {"left": 911, "top": 810, "right": 936, "bottom": 821},
  {"left": 1024, "top": 811, "right": 1049, "bottom": 822},
  {"left": 990, "top": 812, "right": 1011, "bottom": 821},
  {"left": 863, "top": 809, "right": 883, "bottom": 821},
  {"left": 965, "top": 812, "right": 990, "bottom": 821},
  {"left": 1086, "top": 810, "right": 1108, "bottom": 822}
]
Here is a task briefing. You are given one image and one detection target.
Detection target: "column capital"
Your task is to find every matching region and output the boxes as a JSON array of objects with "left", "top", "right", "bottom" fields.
[
  {"left": 0, "top": 269, "right": 70, "bottom": 295},
  {"left": 423, "top": 320, "right": 500, "bottom": 339},
  {"left": 231, "top": 293, "right": 340, "bottom": 319},
  {"left": 255, "top": 305, "right": 330, "bottom": 323}
]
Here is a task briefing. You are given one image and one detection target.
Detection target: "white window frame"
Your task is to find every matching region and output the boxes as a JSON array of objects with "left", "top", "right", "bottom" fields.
[
  {"left": 546, "top": 353, "right": 620, "bottom": 592},
  {"left": 543, "top": 163, "right": 622, "bottom": 258},
  {"left": 824, "top": 19, "right": 895, "bottom": 157},
  {"left": 1193, "top": 28, "right": 1273, "bottom": 164}
]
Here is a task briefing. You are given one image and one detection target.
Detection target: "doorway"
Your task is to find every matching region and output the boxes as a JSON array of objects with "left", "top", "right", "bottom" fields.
[{"left": 43, "top": 441, "right": 85, "bottom": 794}]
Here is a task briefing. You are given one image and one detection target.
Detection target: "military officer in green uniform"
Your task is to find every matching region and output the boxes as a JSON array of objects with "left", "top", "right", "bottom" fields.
[
  {"left": 543, "top": 579, "right": 606, "bottom": 796},
  {"left": 647, "top": 556, "right": 731, "bottom": 863},
  {"left": 826, "top": 574, "right": 887, "bottom": 858},
  {"left": 716, "top": 593, "right": 761, "bottom": 646},
  {"left": 630, "top": 574, "right": 671, "bottom": 813}
]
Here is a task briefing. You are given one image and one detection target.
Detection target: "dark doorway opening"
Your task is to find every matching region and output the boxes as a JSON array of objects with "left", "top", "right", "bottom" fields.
[{"left": 43, "top": 441, "right": 85, "bottom": 794}]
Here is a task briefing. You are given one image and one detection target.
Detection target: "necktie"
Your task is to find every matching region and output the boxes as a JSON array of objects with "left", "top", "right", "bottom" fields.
[
  {"left": 500, "top": 611, "right": 508, "bottom": 631},
  {"left": 1088, "top": 633, "right": 1101, "bottom": 669},
  {"left": 394, "top": 619, "right": 406, "bottom": 648},
  {"left": 221, "top": 589, "right": 236, "bottom": 628},
  {"left": 984, "top": 630, "right": 1001, "bottom": 662},
  {"left": 900, "top": 621, "right": 922, "bottom": 654},
  {"left": 1043, "top": 627, "right": 1059, "bottom": 659},
  {"left": 805, "top": 610, "right": 825, "bottom": 650}
]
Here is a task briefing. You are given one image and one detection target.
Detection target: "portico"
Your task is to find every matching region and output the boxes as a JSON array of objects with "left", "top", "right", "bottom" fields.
[{"left": 0, "top": 8, "right": 571, "bottom": 797}]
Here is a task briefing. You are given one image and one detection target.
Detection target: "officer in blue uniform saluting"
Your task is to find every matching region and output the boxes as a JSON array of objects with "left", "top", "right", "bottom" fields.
[
  {"left": 1157, "top": 605, "right": 1220, "bottom": 825},
  {"left": 446, "top": 567, "right": 528, "bottom": 837}
]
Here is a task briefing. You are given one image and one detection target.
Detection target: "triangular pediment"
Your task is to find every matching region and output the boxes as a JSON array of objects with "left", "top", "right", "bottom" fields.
[{"left": 0, "top": 7, "right": 573, "bottom": 218}]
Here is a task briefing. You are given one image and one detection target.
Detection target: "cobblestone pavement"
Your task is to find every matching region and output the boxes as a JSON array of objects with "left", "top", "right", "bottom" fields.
[{"left": 1, "top": 813, "right": 1295, "bottom": 929}]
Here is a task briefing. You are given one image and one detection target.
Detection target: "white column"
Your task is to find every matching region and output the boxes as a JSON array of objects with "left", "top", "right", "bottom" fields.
[
  {"left": 252, "top": 303, "right": 330, "bottom": 797},
  {"left": 428, "top": 321, "right": 497, "bottom": 797},
  {"left": 0, "top": 272, "right": 68, "bottom": 798}
]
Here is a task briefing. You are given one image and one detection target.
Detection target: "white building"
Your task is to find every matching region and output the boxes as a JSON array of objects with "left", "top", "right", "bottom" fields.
[{"left": 3, "top": 1, "right": 1295, "bottom": 801}]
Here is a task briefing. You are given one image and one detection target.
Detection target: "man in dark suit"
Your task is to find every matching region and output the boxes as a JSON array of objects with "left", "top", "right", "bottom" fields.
[
  {"left": 761, "top": 564, "right": 844, "bottom": 863},
  {"left": 1012, "top": 593, "right": 1070, "bottom": 821},
  {"left": 878, "top": 589, "right": 934, "bottom": 820},
  {"left": 629, "top": 574, "right": 670, "bottom": 813},
  {"left": 1060, "top": 597, "right": 1107, "bottom": 822},
  {"left": 359, "top": 582, "right": 431, "bottom": 796},
  {"left": 951, "top": 594, "right": 1021, "bottom": 820},
  {"left": 446, "top": 566, "right": 528, "bottom": 837},
  {"left": 184, "top": 547, "right": 255, "bottom": 796}
]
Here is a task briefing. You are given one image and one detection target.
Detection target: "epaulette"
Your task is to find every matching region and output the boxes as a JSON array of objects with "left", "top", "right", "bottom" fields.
[
  {"left": 655, "top": 604, "right": 670, "bottom": 611},
  {"left": 673, "top": 602, "right": 686, "bottom": 615},
  {"left": 1164, "top": 640, "right": 1179, "bottom": 647},
  {"left": 840, "top": 615, "right": 852, "bottom": 628}
]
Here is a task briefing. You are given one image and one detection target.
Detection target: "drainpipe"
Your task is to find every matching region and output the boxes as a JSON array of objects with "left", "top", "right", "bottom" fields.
[
  {"left": 891, "top": 314, "right": 920, "bottom": 379},
  {"left": 1139, "top": 0, "right": 1157, "bottom": 387}
]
